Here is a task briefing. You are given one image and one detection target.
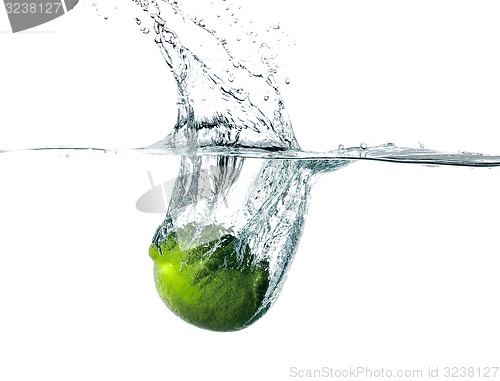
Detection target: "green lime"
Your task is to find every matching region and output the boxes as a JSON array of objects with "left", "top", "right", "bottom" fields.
[{"left": 149, "top": 229, "right": 269, "bottom": 332}]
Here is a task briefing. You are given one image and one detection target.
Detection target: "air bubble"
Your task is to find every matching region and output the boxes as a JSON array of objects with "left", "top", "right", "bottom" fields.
[
  {"left": 141, "top": 27, "right": 150, "bottom": 34},
  {"left": 285, "top": 78, "right": 290, "bottom": 84},
  {"left": 264, "top": 95, "right": 269, "bottom": 101},
  {"left": 360, "top": 142, "right": 368, "bottom": 150},
  {"left": 135, "top": 18, "right": 142, "bottom": 25},
  {"left": 272, "top": 24, "right": 280, "bottom": 30}
]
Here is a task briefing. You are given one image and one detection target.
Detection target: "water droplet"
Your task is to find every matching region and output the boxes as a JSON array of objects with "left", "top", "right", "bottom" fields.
[
  {"left": 285, "top": 78, "right": 290, "bottom": 85},
  {"left": 273, "top": 24, "right": 280, "bottom": 30},
  {"left": 65, "top": 154, "right": 69, "bottom": 158},
  {"left": 135, "top": 17, "right": 141, "bottom": 25},
  {"left": 264, "top": 95, "right": 269, "bottom": 101},
  {"left": 228, "top": 73, "right": 235, "bottom": 82},
  {"left": 266, "top": 74, "right": 277, "bottom": 87},
  {"left": 232, "top": 60, "right": 240, "bottom": 68},
  {"left": 338, "top": 144, "right": 345, "bottom": 150},
  {"left": 198, "top": 19, "right": 205, "bottom": 27},
  {"left": 104, "top": 16, "right": 108, "bottom": 20},
  {"left": 360, "top": 142, "right": 368, "bottom": 150},
  {"left": 141, "top": 27, "right": 150, "bottom": 34},
  {"left": 387, "top": 142, "right": 395, "bottom": 147},
  {"left": 418, "top": 141, "right": 425, "bottom": 149}
]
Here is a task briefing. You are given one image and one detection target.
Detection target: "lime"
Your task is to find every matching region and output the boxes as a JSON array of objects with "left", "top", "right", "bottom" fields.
[{"left": 149, "top": 230, "right": 269, "bottom": 331}]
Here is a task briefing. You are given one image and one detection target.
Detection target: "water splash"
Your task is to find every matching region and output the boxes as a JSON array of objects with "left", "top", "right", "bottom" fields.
[
  {"left": 128, "top": 0, "right": 298, "bottom": 151},
  {"left": 2, "top": 0, "right": 500, "bottom": 331},
  {"left": 117, "top": 1, "right": 500, "bottom": 331}
]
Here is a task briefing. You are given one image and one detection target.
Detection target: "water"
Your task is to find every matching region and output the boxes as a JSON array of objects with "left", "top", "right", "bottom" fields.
[{"left": 2, "top": 0, "right": 500, "bottom": 331}]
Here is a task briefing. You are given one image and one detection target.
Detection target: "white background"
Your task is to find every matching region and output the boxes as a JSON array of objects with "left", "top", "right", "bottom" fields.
[{"left": 1, "top": 1, "right": 500, "bottom": 380}]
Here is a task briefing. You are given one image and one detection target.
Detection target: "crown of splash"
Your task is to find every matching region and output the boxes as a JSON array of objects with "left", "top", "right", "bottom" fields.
[{"left": 134, "top": 0, "right": 300, "bottom": 151}]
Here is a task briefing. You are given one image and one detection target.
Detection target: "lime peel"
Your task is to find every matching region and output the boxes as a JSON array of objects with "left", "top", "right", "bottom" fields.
[{"left": 149, "top": 229, "right": 270, "bottom": 332}]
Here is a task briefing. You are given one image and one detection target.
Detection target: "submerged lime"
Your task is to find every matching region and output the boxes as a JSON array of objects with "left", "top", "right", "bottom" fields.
[{"left": 149, "top": 230, "right": 269, "bottom": 332}]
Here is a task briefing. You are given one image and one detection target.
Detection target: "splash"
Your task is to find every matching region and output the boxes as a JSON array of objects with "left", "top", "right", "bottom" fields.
[
  {"left": 2, "top": 0, "right": 499, "bottom": 331},
  {"left": 122, "top": 1, "right": 500, "bottom": 330}
]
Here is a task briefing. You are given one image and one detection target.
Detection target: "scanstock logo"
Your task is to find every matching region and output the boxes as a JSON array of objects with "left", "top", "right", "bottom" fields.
[{"left": 3, "top": 0, "right": 79, "bottom": 33}]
